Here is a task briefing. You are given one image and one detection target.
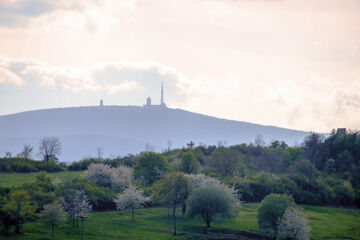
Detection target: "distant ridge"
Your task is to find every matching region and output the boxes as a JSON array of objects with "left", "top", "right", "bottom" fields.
[{"left": 0, "top": 105, "right": 310, "bottom": 161}]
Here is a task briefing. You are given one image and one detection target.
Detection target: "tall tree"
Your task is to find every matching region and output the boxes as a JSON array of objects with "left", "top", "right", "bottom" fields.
[
  {"left": 39, "top": 201, "right": 67, "bottom": 239},
  {"left": 39, "top": 137, "right": 62, "bottom": 163},
  {"left": 153, "top": 172, "right": 192, "bottom": 235},
  {"left": 304, "top": 132, "right": 325, "bottom": 169},
  {"left": 21, "top": 144, "right": 33, "bottom": 160},
  {"left": 62, "top": 190, "right": 92, "bottom": 227}
]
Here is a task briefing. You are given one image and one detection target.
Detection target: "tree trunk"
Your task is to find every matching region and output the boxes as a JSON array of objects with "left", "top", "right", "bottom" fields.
[
  {"left": 172, "top": 206, "right": 176, "bottom": 216},
  {"left": 51, "top": 224, "right": 54, "bottom": 239},
  {"left": 132, "top": 208, "right": 134, "bottom": 220},
  {"left": 81, "top": 218, "right": 84, "bottom": 240},
  {"left": 167, "top": 206, "right": 170, "bottom": 220},
  {"left": 173, "top": 214, "right": 177, "bottom": 235},
  {"left": 181, "top": 202, "right": 186, "bottom": 215}
]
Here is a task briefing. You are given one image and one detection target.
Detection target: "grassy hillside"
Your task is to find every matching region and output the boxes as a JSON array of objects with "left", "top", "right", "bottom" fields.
[
  {"left": 2, "top": 204, "right": 359, "bottom": 240},
  {"left": 0, "top": 171, "right": 82, "bottom": 188}
]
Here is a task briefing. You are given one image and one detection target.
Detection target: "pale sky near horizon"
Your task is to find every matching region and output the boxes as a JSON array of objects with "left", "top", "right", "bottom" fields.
[{"left": 0, "top": 0, "right": 359, "bottom": 133}]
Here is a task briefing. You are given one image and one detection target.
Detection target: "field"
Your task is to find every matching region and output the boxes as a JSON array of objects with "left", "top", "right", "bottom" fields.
[
  {"left": 0, "top": 171, "right": 83, "bottom": 187},
  {"left": 1, "top": 204, "right": 359, "bottom": 240}
]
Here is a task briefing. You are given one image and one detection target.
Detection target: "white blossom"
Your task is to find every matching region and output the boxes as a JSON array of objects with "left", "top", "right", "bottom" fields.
[
  {"left": 277, "top": 207, "right": 311, "bottom": 240},
  {"left": 113, "top": 185, "right": 151, "bottom": 219}
]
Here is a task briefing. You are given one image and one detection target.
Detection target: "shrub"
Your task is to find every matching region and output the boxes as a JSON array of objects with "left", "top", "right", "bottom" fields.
[
  {"left": 257, "top": 193, "right": 295, "bottom": 235},
  {"left": 277, "top": 207, "right": 311, "bottom": 240}
]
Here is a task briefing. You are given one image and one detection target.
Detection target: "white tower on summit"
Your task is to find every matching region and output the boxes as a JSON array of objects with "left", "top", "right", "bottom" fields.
[{"left": 160, "top": 81, "right": 166, "bottom": 106}]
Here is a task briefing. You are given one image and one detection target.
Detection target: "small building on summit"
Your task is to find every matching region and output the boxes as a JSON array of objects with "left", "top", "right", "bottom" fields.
[
  {"left": 143, "top": 82, "right": 167, "bottom": 108},
  {"left": 99, "top": 99, "right": 103, "bottom": 107},
  {"left": 146, "top": 97, "right": 151, "bottom": 106}
]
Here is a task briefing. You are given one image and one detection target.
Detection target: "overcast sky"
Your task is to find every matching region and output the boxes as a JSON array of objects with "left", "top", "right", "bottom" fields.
[{"left": 0, "top": 0, "right": 359, "bottom": 132}]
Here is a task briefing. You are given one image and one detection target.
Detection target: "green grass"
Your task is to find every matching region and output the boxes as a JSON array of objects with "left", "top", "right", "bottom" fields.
[
  {"left": 0, "top": 171, "right": 83, "bottom": 188},
  {"left": 1, "top": 204, "right": 359, "bottom": 240}
]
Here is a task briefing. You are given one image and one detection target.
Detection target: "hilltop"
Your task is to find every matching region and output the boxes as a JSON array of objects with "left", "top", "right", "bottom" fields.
[{"left": 0, "top": 105, "right": 309, "bottom": 161}]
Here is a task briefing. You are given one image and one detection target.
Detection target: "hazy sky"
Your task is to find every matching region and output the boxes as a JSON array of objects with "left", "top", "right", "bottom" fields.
[{"left": 0, "top": 0, "right": 359, "bottom": 132}]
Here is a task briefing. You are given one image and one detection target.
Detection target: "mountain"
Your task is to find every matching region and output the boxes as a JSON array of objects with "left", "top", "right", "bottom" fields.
[{"left": 0, "top": 105, "right": 310, "bottom": 162}]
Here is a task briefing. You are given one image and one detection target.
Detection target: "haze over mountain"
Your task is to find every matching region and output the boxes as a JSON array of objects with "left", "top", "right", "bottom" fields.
[{"left": 0, "top": 103, "right": 310, "bottom": 162}]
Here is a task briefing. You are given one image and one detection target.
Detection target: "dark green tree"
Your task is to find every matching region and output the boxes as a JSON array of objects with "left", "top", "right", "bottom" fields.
[
  {"left": 153, "top": 172, "right": 192, "bottom": 235},
  {"left": 1, "top": 190, "right": 36, "bottom": 233},
  {"left": 133, "top": 152, "right": 169, "bottom": 186},
  {"left": 206, "top": 148, "right": 241, "bottom": 177},
  {"left": 180, "top": 151, "right": 200, "bottom": 174},
  {"left": 257, "top": 193, "right": 295, "bottom": 235},
  {"left": 187, "top": 184, "right": 238, "bottom": 228}
]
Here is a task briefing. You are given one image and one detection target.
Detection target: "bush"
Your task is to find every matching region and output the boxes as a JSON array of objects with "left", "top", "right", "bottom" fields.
[
  {"left": 257, "top": 193, "right": 295, "bottom": 235},
  {"left": 55, "top": 178, "right": 116, "bottom": 210},
  {"left": 277, "top": 207, "right": 310, "bottom": 240},
  {"left": 0, "top": 158, "right": 64, "bottom": 173}
]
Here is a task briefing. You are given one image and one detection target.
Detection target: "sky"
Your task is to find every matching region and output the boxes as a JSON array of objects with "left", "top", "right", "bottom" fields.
[{"left": 0, "top": 0, "right": 359, "bottom": 133}]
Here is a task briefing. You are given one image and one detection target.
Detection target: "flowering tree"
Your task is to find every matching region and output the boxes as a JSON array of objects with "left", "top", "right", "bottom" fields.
[
  {"left": 85, "top": 163, "right": 113, "bottom": 188},
  {"left": 85, "top": 163, "right": 133, "bottom": 191},
  {"left": 185, "top": 173, "right": 220, "bottom": 188},
  {"left": 113, "top": 185, "right": 150, "bottom": 219},
  {"left": 277, "top": 207, "right": 311, "bottom": 240},
  {"left": 111, "top": 166, "right": 133, "bottom": 192},
  {"left": 39, "top": 201, "right": 67, "bottom": 239},
  {"left": 62, "top": 190, "right": 92, "bottom": 227}
]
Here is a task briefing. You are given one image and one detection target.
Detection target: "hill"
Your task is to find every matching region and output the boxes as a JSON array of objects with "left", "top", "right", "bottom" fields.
[{"left": 0, "top": 105, "right": 309, "bottom": 161}]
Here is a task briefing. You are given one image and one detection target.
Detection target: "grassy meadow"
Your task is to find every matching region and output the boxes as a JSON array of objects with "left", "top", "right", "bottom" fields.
[
  {"left": 0, "top": 171, "right": 82, "bottom": 187},
  {"left": 0, "top": 203, "right": 359, "bottom": 240}
]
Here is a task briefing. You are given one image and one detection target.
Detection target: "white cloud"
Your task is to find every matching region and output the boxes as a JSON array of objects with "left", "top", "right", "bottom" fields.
[{"left": 0, "top": 66, "right": 24, "bottom": 86}]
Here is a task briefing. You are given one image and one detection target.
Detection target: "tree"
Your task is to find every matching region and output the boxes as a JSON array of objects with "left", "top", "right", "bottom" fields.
[
  {"left": 85, "top": 163, "right": 113, "bottom": 188},
  {"left": 277, "top": 207, "right": 311, "bottom": 240},
  {"left": 1, "top": 190, "right": 36, "bottom": 233},
  {"left": 39, "top": 137, "right": 62, "bottom": 163},
  {"left": 180, "top": 151, "right": 200, "bottom": 174},
  {"left": 206, "top": 148, "right": 241, "bottom": 177},
  {"left": 254, "top": 134, "right": 265, "bottom": 147},
  {"left": 153, "top": 172, "right": 192, "bottom": 235},
  {"left": 303, "top": 132, "right": 325, "bottom": 169},
  {"left": 20, "top": 144, "right": 33, "bottom": 160},
  {"left": 185, "top": 173, "right": 220, "bottom": 188},
  {"left": 111, "top": 166, "right": 134, "bottom": 192},
  {"left": 85, "top": 164, "right": 133, "bottom": 191},
  {"left": 291, "top": 160, "right": 320, "bottom": 192},
  {"left": 113, "top": 185, "right": 150, "bottom": 220},
  {"left": 187, "top": 184, "right": 240, "bottom": 228},
  {"left": 39, "top": 201, "right": 67, "bottom": 239},
  {"left": 166, "top": 139, "right": 173, "bottom": 152},
  {"left": 97, "top": 147, "right": 104, "bottom": 160},
  {"left": 187, "top": 141, "right": 195, "bottom": 149},
  {"left": 257, "top": 193, "right": 295, "bottom": 235},
  {"left": 133, "top": 152, "right": 169, "bottom": 186},
  {"left": 62, "top": 190, "right": 92, "bottom": 227},
  {"left": 5, "top": 151, "right": 12, "bottom": 158}
]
